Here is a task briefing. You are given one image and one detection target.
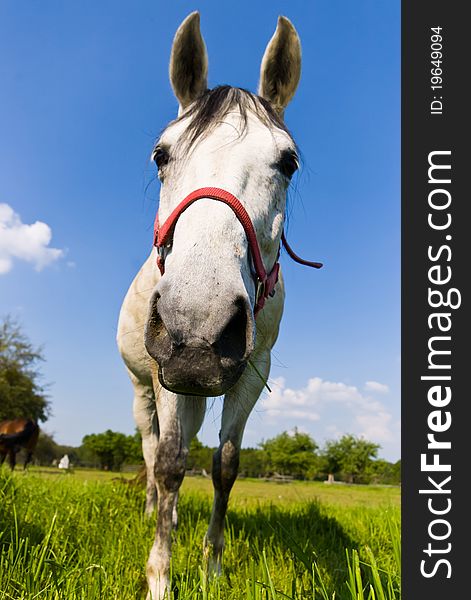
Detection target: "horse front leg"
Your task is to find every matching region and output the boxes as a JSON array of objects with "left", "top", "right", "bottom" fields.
[
  {"left": 7, "top": 447, "right": 17, "bottom": 471},
  {"left": 23, "top": 451, "right": 33, "bottom": 470},
  {"left": 24, "top": 426, "right": 39, "bottom": 470},
  {"left": 146, "top": 388, "right": 206, "bottom": 600},
  {"left": 204, "top": 350, "right": 271, "bottom": 574}
]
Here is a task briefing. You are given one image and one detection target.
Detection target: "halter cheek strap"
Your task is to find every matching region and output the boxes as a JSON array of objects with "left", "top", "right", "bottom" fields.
[{"left": 153, "top": 187, "right": 322, "bottom": 317}]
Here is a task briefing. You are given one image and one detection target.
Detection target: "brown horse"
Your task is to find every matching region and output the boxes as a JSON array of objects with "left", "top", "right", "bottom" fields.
[{"left": 0, "top": 418, "right": 40, "bottom": 470}]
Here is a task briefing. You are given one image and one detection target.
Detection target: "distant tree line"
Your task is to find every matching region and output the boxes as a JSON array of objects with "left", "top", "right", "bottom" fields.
[
  {"left": 31, "top": 427, "right": 399, "bottom": 485},
  {"left": 33, "top": 429, "right": 143, "bottom": 471},
  {"left": 187, "top": 428, "right": 401, "bottom": 485}
]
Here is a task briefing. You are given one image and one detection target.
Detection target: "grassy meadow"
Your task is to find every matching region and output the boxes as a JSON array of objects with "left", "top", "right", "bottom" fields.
[{"left": 0, "top": 467, "right": 400, "bottom": 599}]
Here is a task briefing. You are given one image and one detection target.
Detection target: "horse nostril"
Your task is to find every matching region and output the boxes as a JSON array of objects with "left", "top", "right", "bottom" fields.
[
  {"left": 214, "top": 296, "right": 253, "bottom": 363},
  {"left": 145, "top": 290, "right": 173, "bottom": 361}
]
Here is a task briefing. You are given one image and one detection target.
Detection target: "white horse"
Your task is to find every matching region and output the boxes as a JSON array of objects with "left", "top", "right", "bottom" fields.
[{"left": 117, "top": 12, "right": 306, "bottom": 599}]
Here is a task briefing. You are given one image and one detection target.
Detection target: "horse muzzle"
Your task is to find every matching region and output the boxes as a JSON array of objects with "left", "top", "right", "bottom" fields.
[{"left": 144, "top": 291, "right": 254, "bottom": 396}]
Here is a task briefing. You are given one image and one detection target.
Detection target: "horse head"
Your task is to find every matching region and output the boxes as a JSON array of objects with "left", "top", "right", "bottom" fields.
[{"left": 144, "top": 12, "right": 301, "bottom": 397}]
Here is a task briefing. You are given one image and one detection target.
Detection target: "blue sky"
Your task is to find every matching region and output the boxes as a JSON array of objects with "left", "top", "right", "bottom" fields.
[{"left": 0, "top": 1, "right": 400, "bottom": 460}]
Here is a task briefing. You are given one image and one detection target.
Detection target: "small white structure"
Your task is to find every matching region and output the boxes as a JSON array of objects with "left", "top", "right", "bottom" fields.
[{"left": 58, "top": 454, "right": 70, "bottom": 470}]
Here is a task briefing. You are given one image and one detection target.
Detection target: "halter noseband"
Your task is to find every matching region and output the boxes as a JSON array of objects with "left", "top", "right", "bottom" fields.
[{"left": 153, "top": 187, "right": 322, "bottom": 317}]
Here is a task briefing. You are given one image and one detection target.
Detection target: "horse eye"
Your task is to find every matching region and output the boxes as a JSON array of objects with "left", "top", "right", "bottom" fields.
[
  {"left": 278, "top": 150, "right": 299, "bottom": 179},
  {"left": 153, "top": 147, "right": 170, "bottom": 169}
]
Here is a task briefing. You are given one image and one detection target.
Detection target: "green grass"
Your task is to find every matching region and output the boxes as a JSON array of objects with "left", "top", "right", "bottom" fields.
[{"left": 0, "top": 468, "right": 400, "bottom": 599}]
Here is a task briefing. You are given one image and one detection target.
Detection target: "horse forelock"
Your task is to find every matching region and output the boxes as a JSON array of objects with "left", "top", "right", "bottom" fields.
[{"left": 158, "top": 85, "right": 295, "bottom": 153}]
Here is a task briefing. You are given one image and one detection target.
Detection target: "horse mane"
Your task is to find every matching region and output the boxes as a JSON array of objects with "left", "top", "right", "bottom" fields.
[{"left": 162, "top": 85, "right": 295, "bottom": 151}]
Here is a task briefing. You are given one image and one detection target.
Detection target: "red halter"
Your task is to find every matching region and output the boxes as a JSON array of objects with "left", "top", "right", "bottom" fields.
[{"left": 153, "top": 187, "right": 322, "bottom": 316}]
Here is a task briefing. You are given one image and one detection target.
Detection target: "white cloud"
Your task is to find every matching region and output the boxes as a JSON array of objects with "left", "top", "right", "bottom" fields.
[
  {"left": 259, "top": 376, "right": 397, "bottom": 444},
  {"left": 0, "top": 203, "right": 64, "bottom": 274},
  {"left": 364, "top": 380, "right": 390, "bottom": 394},
  {"left": 356, "top": 412, "right": 395, "bottom": 442},
  {"left": 260, "top": 377, "right": 322, "bottom": 422}
]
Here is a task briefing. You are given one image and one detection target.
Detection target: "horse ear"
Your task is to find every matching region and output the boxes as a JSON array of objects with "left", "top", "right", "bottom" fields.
[
  {"left": 258, "top": 16, "right": 301, "bottom": 117},
  {"left": 169, "top": 12, "right": 208, "bottom": 113}
]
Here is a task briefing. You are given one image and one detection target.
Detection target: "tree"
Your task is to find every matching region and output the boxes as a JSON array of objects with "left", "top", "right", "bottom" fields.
[
  {"left": 81, "top": 429, "right": 143, "bottom": 471},
  {"left": 0, "top": 316, "right": 51, "bottom": 422},
  {"left": 239, "top": 448, "right": 268, "bottom": 478},
  {"left": 33, "top": 430, "right": 62, "bottom": 466},
  {"left": 260, "top": 428, "right": 319, "bottom": 479},
  {"left": 365, "top": 458, "right": 401, "bottom": 485},
  {"left": 322, "top": 434, "right": 380, "bottom": 483},
  {"left": 186, "top": 437, "right": 213, "bottom": 473}
]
